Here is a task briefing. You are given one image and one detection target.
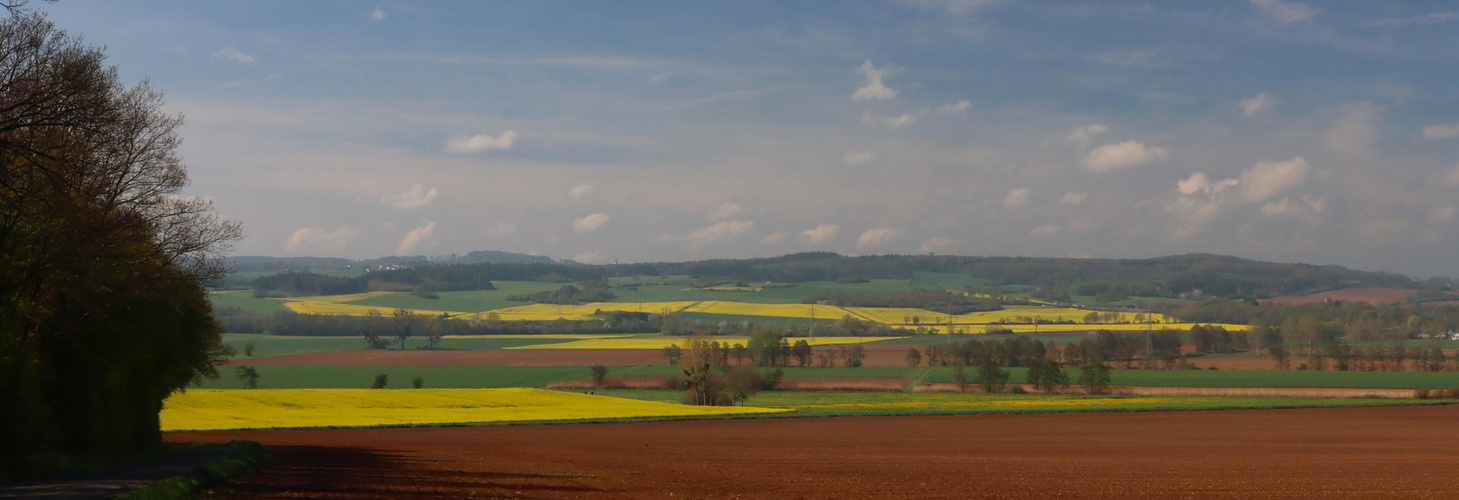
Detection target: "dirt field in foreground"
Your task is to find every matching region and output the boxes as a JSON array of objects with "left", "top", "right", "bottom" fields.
[{"left": 169, "top": 405, "right": 1459, "bottom": 499}]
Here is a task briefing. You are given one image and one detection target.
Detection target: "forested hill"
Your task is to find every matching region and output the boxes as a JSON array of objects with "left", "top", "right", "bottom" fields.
[
  {"left": 356, "top": 252, "right": 1446, "bottom": 300},
  {"left": 230, "top": 250, "right": 555, "bottom": 273}
]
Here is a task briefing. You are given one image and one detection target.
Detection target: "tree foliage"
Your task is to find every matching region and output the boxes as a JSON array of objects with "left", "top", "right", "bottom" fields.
[{"left": 0, "top": 9, "right": 239, "bottom": 463}]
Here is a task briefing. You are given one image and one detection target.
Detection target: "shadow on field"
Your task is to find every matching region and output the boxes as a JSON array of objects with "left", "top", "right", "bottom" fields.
[{"left": 230, "top": 446, "right": 602, "bottom": 499}]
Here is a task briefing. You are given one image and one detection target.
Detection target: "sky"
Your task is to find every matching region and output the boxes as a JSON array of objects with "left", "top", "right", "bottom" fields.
[{"left": 38, "top": 1, "right": 1459, "bottom": 278}]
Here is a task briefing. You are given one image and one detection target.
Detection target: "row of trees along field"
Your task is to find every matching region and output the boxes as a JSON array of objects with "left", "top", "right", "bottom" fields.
[
  {"left": 1162, "top": 299, "right": 1459, "bottom": 342},
  {"left": 254, "top": 251, "right": 1454, "bottom": 301},
  {"left": 0, "top": 8, "right": 239, "bottom": 468}
]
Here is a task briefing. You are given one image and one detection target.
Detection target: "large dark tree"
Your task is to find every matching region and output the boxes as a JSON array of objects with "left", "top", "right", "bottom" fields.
[{"left": 0, "top": 8, "right": 239, "bottom": 464}]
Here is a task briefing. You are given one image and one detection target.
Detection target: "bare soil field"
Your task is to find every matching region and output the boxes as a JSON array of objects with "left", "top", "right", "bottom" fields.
[
  {"left": 225, "top": 349, "right": 665, "bottom": 366},
  {"left": 169, "top": 405, "right": 1459, "bottom": 498},
  {"left": 547, "top": 376, "right": 911, "bottom": 391},
  {"left": 910, "top": 382, "right": 1417, "bottom": 398}
]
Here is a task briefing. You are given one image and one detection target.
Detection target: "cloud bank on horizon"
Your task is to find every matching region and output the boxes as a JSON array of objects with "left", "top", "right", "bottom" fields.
[{"left": 42, "top": 0, "right": 1459, "bottom": 277}]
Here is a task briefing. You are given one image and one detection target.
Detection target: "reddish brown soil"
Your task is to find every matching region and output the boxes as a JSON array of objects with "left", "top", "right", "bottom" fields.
[
  {"left": 547, "top": 377, "right": 912, "bottom": 392},
  {"left": 227, "top": 349, "right": 666, "bottom": 366},
  {"left": 1261, "top": 287, "right": 1454, "bottom": 306},
  {"left": 171, "top": 405, "right": 1459, "bottom": 498},
  {"left": 911, "top": 382, "right": 1416, "bottom": 398}
]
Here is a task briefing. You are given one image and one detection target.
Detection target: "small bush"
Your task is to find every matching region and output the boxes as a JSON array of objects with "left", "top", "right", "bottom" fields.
[
  {"left": 243, "top": 342, "right": 254, "bottom": 357},
  {"left": 371, "top": 374, "right": 388, "bottom": 389},
  {"left": 590, "top": 364, "right": 608, "bottom": 388},
  {"left": 1296, "top": 363, "right": 1309, "bottom": 371},
  {"left": 412, "top": 376, "right": 424, "bottom": 389},
  {"left": 1009, "top": 386, "right": 1027, "bottom": 394},
  {"left": 1415, "top": 388, "right": 1431, "bottom": 399},
  {"left": 1447, "top": 388, "right": 1459, "bottom": 399},
  {"left": 662, "top": 376, "right": 687, "bottom": 390}
]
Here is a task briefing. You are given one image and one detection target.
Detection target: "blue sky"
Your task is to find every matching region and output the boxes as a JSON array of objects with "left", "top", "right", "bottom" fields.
[{"left": 40, "top": 1, "right": 1459, "bottom": 277}]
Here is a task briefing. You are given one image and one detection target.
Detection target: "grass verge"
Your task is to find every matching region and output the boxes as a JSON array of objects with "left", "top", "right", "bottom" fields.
[{"left": 116, "top": 441, "right": 266, "bottom": 500}]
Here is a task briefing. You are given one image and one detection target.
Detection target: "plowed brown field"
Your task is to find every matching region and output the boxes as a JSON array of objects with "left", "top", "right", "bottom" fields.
[{"left": 170, "top": 405, "right": 1459, "bottom": 498}]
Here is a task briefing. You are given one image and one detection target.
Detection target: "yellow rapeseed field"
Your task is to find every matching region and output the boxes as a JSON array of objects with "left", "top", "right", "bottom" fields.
[
  {"left": 287, "top": 291, "right": 398, "bottom": 303},
  {"left": 160, "top": 388, "right": 787, "bottom": 432},
  {"left": 280, "top": 300, "right": 461, "bottom": 318},
  {"left": 683, "top": 301, "right": 857, "bottom": 319},
  {"left": 460, "top": 301, "right": 699, "bottom": 321},
  {"left": 505, "top": 335, "right": 901, "bottom": 350}
]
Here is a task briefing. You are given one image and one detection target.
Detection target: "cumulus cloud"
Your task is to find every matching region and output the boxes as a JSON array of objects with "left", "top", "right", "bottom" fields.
[
  {"left": 1241, "top": 157, "right": 1309, "bottom": 201},
  {"left": 1176, "top": 172, "right": 1239, "bottom": 196},
  {"left": 1059, "top": 191, "right": 1088, "bottom": 205},
  {"left": 1261, "top": 196, "right": 1327, "bottom": 226},
  {"left": 1422, "top": 123, "right": 1459, "bottom": 140},
  {"left": 573, "top": 213, "right": 610, "bottom": 233},
  {"left": 445, "top": 131, "right": 517, "bottom": 153},
  {"left": 937, "top": 101, "right": 971, "bottom": 114},
  {"left": 568, "top": 184, "right": 595, "bottom": 200},
  {"left": 1063, "top": 124, "right": 1108, "bottom": 149},
  {"left": 711, "top": 202, "right": 743, "bottom": 220},
  {"left": 212, "top": 46, "right": 255, "bottom": 63},
  {"left": 861, "top": 110, "right": 924, "bottom": 129},
  {"left": 1083, "top": 141, "right": 1169, "bottom": 172},
  {"left": 1029, "top": 225, "right": 1060, "bottom": 236},
  {"left": 762, "top": 232, "right": 787, "bottom": 244},
  {"left": 369, "top": 6, "right": 385, "bottom": 20},
  {"left": 855, "top": 227, "right": 902, "bottom": 249},
  {"left": 842, "top": 151, "right": 876, "bottom": 165},
  {"left": 384, "top": 184, "right": 438, "bottom": 210},
  {"left": 1249, "top": 0, "right": 1317, "bottom": 23},
  {"left": 285, "top": 226, "right": 359, "bottom": 252},
  {"left": 800, "top": 224, "right": 839, "bottom": 244},
  {"left": 685, "top": 220, "right": 754, "bottom": 248},
  {"left": 1004, "top": 188, "right": 1031, "bottom": 208},
  {"left": 396, "top": 222, "right": 437, "bottom": 255},
  {"left": 1240, "top": 92, "right": 1279, "bottom": 117},
  {"left": 851, "top": 60, "right": 898, "bottom": 101},
  {"left": 488, "top": 222, "right": 517, "bottom": 235},
  {"left": 1432, "top": 205, "right": 1457, "bottom": 224},
  {"left": 573, "top": 251, "right": 609, "bottom": 264}
]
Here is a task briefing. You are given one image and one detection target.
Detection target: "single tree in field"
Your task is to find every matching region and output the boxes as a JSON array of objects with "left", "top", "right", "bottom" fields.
[
  {"left": 243, "top": 342, "right": 254, "bottom": 357},
  {"left": 590, "top": 364, "right": 609, "bottom": 389},
  {"left": 730, "top": 343, "right": 750, "bottom": 366},
  {"left": 722, "top": 365, "right": 763, "bottom": 405},
  {"left": 235, "top": 366, "right": 261, "bottom": 389},
  {"left": 843, "top": 344, "right": 865, "bottom": 368},
  {"left": 974, "top": 357, "right": 1009, "bottom": 393},
  {"left": 905, "top": 348, "right": 922, "bottom": 367},
  {"left": 1078, "top": 363, "right": 1111, "bottom": 395},
  {"left": 661, "top": 344, "right": 682, "bottom": 365},
  {"left": 678, "top": 335, "right": 725, "bottom": 405},
  {"left": 1268, "top": 345, "right": 1290, "bottom": 370},
  {"left": 790, "top": 339, "right": 813, "bottom": 367},
  {"left": 423, "top": 315, "right": 443, "bottom": 349},
  {"left": 362, "top": 309, "right": 386, "bottom": 348},
  {"left": 1026, "top": 357, "right": 1068, "bottom": 393},
  {"left": 393, "top": 308, "right": 415, "bottom": 350},
  {"left": 412, "top": 376, "right": 424, "bottom": 389}
]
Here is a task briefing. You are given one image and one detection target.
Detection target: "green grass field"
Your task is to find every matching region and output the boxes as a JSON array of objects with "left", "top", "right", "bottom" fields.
[
  {"left": 209, "top": 291, "right": 290, "bottom": 315},
  {"left": 193, "top": 365, "right": 595, "bottom": 390},
  {"left": 220, "top": 334, "right": 582, "bottom": 358}
]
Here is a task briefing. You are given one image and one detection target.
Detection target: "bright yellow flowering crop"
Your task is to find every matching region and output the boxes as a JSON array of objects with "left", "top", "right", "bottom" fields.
[
  {"left": 505, "top": 335, "right": 901, "bottom": 350},
  {"left": 683, "top": 301, "right": 857, "bottom": 319},
  {"left": 161, "top": 388, "right": 787, "bottom": 432},
  {"left": 280, "top": 300, "right": 461, "bottom": 317}
]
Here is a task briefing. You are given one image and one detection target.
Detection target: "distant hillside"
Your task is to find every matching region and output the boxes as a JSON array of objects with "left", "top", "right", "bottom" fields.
[{"left": 228, "top": 250, "right": 554, "bottom": 274}]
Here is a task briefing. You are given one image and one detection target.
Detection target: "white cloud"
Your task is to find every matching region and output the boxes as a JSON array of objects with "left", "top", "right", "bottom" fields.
[
  {"left": 1261, "top": 196, "right": 1327, "bottom": 225},
  {"left": 842, "top": 151, "right": 876, "bottom": 165},
  {"left": 1004, "top": 188, "right": 1031, "bottom": 208},
  {"left": 488, "top": 221, "right": 517, "bottom": 235},
  {"left": 1059, "top": 191, "right": 1088, "bottom": 205},
  {"left": 573, "top": 251, "right": 609, "bottom": 264},
  {"left": 860, "top": 110, "right": 924, "bottom": 129},
  {"left": 1249, "top": 0, "right": 1317, "bottom": 23},
  {"left": 445, "top": 131, "right": 517, "bottom": 153},
  {"left": 762, "top": 232, "right": 787, "bottom": 244},
  {"left": 1241, "top": 157, "right": 1309, "bottom": 202},
  {"left": 1432, "top": 205, "right": 1457, "bottom": 224},
  {"left": 573, "top": 213, "right": 610, "bottom": 233},
  {"left": 711, "top": 202, "right": 743, "bottom": 220},
  {"left": 851, "top": 60, "right": 898, "bottom": 101},
  {"left": 212, "top": 46, "right": 255, "bottom": 64},
  {"left": 1063, "top": 124, "right": 1108, "bottom": 149},
  {"left": 568, "top": 184, "right": 595, "bottom": 200},
  {"left": 856, "top": 227, "right": 902, "bottom": 249},
  {"left": 1029, "top": 224, "right": 1060, "bottom": 236},
  {"left": 650, "top": 72, "right": 671, "bottom": 83},
  {"left": 384, "top": 184, "right": 438, "bottom": 210},
  {"left": 1176, "top": 172, "right": 1239, "bottom": 196},
  {"left": 1083, "top": 141, "right": 1168, "bottom": 172},
  {"left": 1422, "top": 123, "right": 1459, "bottom": 140},
  {"left": 686, "top": 220, "right": 755, "bottom": 247},
  {"left": 937, "top": 101, "right": 971, "bottom": 114},
  {"left": 369, "top": 7, "right": 385, "bottom": 20},
  {"left": 1240, "top": 92, "right": 1279, "bottom": 117},
  {"left": 285, "top": 226, "right": 359, "bottom": 252},
  {"left": 1444, "top": 165, "right": 1459, "bottom": 187},
  {"left": 902, "top": 0, "right": 992, "bottom": 14},
  {"left": 919, "top": 238, "right": 956, "bottom": 254},
  {"left": 395, "top": 222, "right": 436, "bottom": 255},
  {"left": 800, "top": 224, "right": 839, "bottom": 244},
  {"left": 1324, "top": 106, "right": 1378, "bottom": 158}
]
